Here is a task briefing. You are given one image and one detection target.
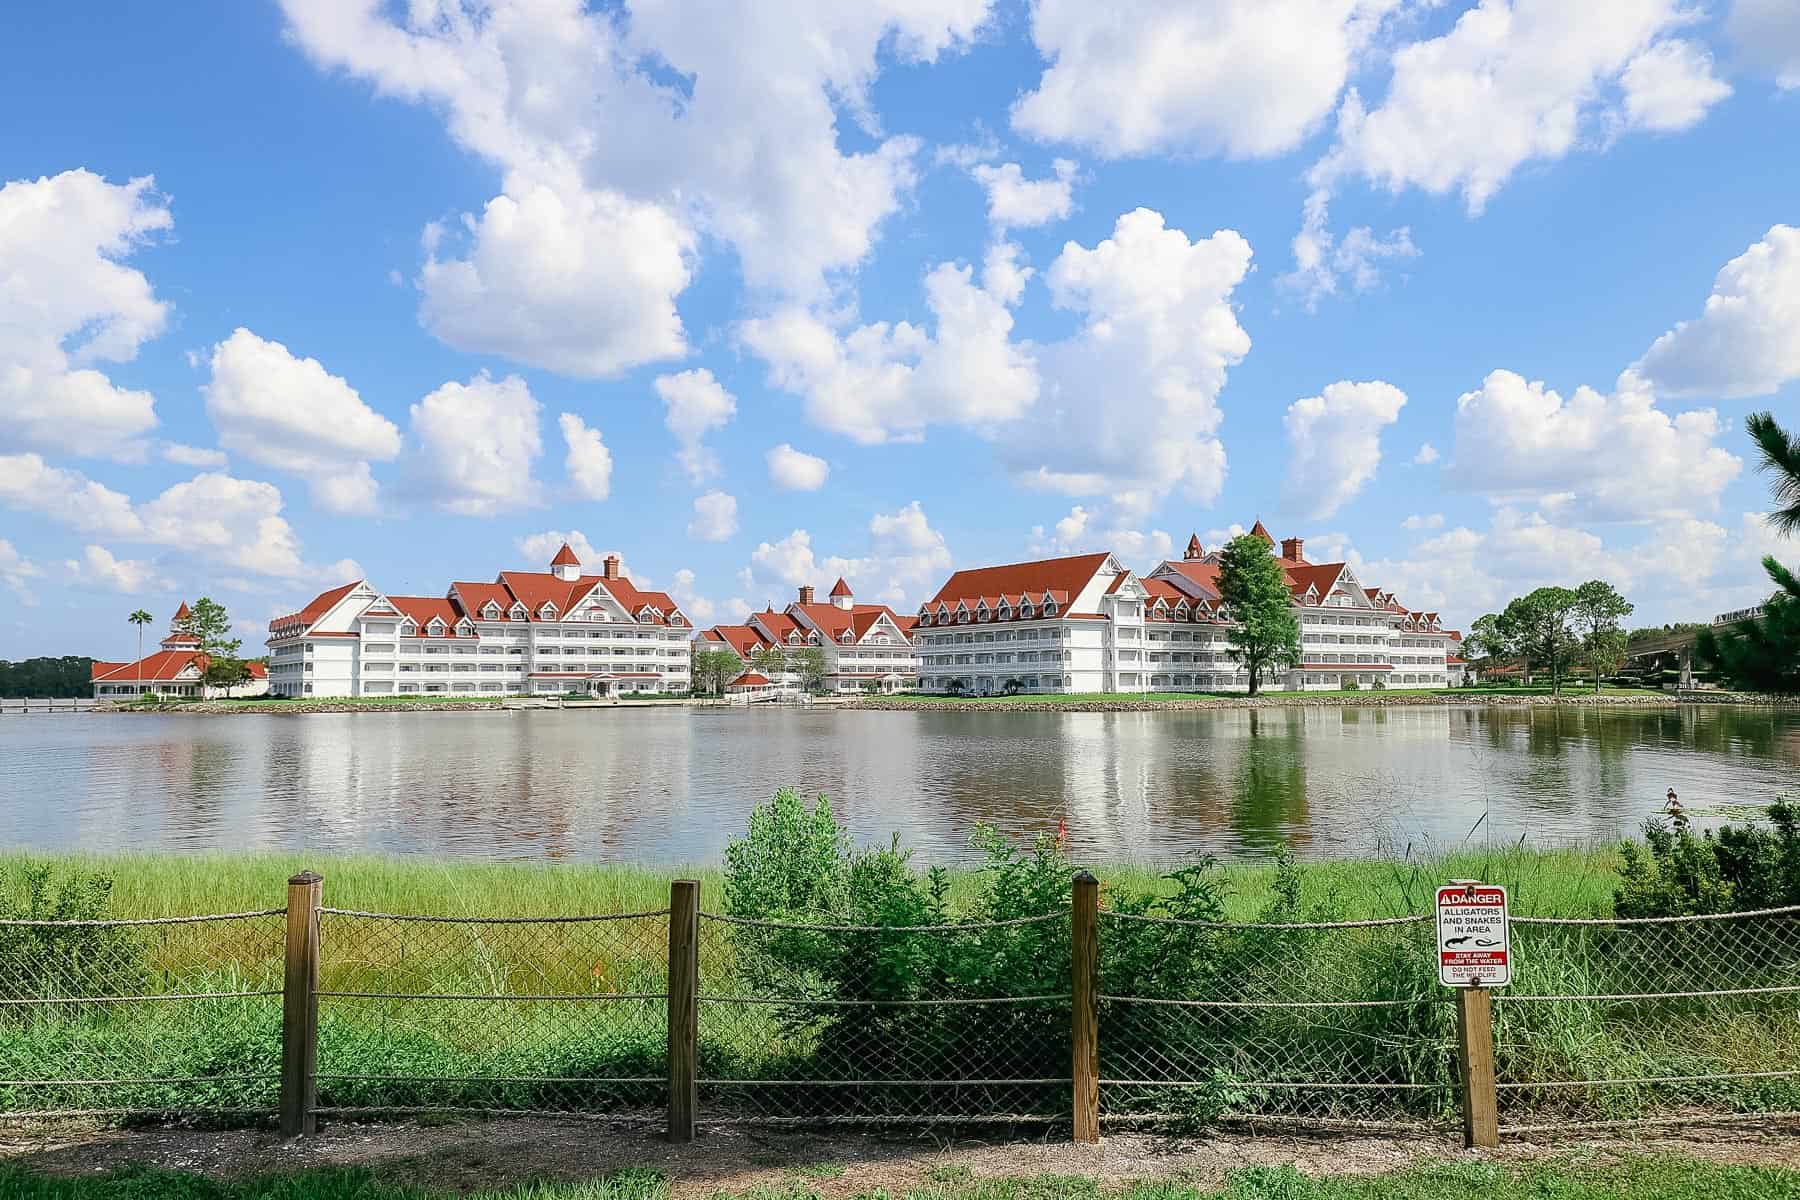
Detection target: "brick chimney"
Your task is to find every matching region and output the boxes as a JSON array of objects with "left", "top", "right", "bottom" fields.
[
  {"left": 798, "top": 584, "right": 815, "bottom": 605},
  {"left": 1281, "top": 537, "right": 1305, "bottom": 563},
  {"left": 603, "top": 554, "right": 621, "bottom": 580}
]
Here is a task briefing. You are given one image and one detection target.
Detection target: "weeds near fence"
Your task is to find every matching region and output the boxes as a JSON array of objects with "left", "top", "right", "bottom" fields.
[{"left": 3, "top": 793, "right": 1799, "bottom": 1135}]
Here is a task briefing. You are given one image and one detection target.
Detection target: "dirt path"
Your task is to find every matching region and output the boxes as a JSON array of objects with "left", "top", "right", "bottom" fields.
[{"left": 6, "top": 1118, "right": 1800, "bottom": 1195}]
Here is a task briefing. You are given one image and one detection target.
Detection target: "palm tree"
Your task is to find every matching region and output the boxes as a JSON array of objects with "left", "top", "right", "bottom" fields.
[
  {"left": 1747, "top": 411, "right": 1800, "bottom": 537},
  {"left": 128, "top": 609, "right": 153, "bottom": 700}
]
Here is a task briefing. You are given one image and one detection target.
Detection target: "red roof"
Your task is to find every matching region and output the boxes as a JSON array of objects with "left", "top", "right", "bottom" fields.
[
  {"left": 828, "top": 577, "right": 853, "bottom": 598},
  {"left": 270, "top": 580, "right": 362, "bottom": 631},
  {"left": 1249, "top": 520, "right": 1275, "bottom": 546},
  {"left": 597, "top": 575, "right": 685, "bottom": 627},
  {"left": 1158, "top": 558, "right": 1222, "bottom": 600},
  {"left": 173, "top": 602, "right": 191, "bottom": 621},
  {"left": 388, "top": 595, "right": 470, "bottom": 636},
  {"left": 451, "top": 581, "right": 520, "bottom": 620},
  {"left": 728, "top": 671, "right": 772, "bottom": 688},
  {"left": 90, "top": 661, "right": 128, "bottom": 680},
  {"left": 792, "top": 601, "right": 910, "bottom": 644},
  {"left": 1286, "top": 562, "right": 1347, "bottom": 602},
  {"left": 751, "top": 609, "right": 806, "bottom": 644},
  {"left": 700, "top": 624, "right": 773, "bottom": 658},
  {"left": 550, "top": 542, "right": 580, "bottom": 567},
  {"left": 928, "top": 553, "right": 1110, "bottom": 608}
]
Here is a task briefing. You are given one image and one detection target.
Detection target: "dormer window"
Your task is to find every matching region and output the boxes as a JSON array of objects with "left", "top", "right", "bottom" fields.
[
  {"left": 427, "top": 618, "right": 446, "bottom": 637},
  {"left": 482, "top": 602, "right": 501, "bottom": 620},
  {"left": 399, "top": 620, "right": 417, "bottom": 637},
  {"left": 1044, "top": 602, "right": 1058, "bottom": 616},
  {"left": 510, "top": 603, "right": 529, "bottom": 620},
  {"left": 457, "top": 619, "right": 475, "bottom": 636},
  {"left": 538, "top": 602, "right": 558, "bottom": 620},
  {"left": 1021, "top": 602, "right": 1034, "bottom": 618}
]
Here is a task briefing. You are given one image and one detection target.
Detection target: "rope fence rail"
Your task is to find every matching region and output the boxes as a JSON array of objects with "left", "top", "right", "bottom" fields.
[{"left": 2, "top": 872, "right": 1796, "bottom": 1146}]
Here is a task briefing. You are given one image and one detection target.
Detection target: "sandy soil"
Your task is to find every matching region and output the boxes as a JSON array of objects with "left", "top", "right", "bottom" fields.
[{"left": 6, "top": 1117, "right": 1800, "bottom": 1196}]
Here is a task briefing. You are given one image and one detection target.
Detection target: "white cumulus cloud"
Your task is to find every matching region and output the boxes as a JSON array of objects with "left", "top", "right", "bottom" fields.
[
  {"left": 202, "top": 327, "right": 402, "bottom": 515},
  {"left": 0, "top": 453, "right": 144, "bottom": 537},
  {"left": 740, "top": 501, "right": 952, "bottom": 609},
  {"left": 655, "top": 369, "right": 737, "bottom": 484},
  {"left": 1012, "top": 0, "right": 1397, "bottom": 160},
  {"left": 688, "top": 491, "right": 739, "bottom": 542},
  {"left": 406, "top": 373, "right": 543, "bottom": 516},
  {"left": 1450, "top": 368, "right": 1740, "bottom": 521},
  {"left": 1413, "top": 442, "right": 1440, "bottom": 465},
  {"left": 1633, "top": 225, "right": 1800, "bottom": 400},
  {"left": 1281, "top": 380, "right": 1408, "bottom": 519},
  {"left": 0, "top": 169, "right": 170, "bottom": 459},
  {"left": 1728, "top": 0, "right": 1800, "bottom": 90},
  {"left": 558, "top": 413, "right": 613, "bottom": 501},
  {"left": 766, "top": 444, "right": 830, "bottom": 491},
  {"left": 0, "top": 540, "right": 42, "bottom": 601},
  {"left": 64, "top": 545, "right": 170, "bottom": 593},
  {"left": 969, "top": 159, "right": 1078, "bottom": 229}
]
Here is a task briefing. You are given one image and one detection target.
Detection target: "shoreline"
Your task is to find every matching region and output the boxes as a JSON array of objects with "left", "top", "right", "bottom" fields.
[
  {"left": 83, "top": 690, "right": 1794, "bottom": 716},
  {"left": 843, "top": 691, "right": 1791, "bottom": 713}
]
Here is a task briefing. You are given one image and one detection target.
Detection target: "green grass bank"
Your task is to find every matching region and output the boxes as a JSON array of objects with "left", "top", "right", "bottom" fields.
[{"left": 0, "top": 842, "right": 1624, "bottom": 921}]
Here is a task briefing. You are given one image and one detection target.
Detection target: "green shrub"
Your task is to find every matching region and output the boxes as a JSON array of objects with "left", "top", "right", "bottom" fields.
[
  {"left": 0, "top": 861, "right": 145, "bottom": 1003},
  {"left": 1342, "top": 679, "right": 1360, "bottom": 691},
  {"left": 1614, "top": 801, "right": 1800, "bottom": 917}
]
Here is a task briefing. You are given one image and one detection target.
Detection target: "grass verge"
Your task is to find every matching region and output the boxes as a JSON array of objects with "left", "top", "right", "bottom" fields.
[{"left": 6, "top": 1158, "right": 1800, "bottom": 1200}]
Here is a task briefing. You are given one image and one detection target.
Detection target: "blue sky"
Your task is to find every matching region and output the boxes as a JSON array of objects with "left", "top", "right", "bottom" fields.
[{"left": 2, "top": 0, "right": 1797, "bottom": 660}]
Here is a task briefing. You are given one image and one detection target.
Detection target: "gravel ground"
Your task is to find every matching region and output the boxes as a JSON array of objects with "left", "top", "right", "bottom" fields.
[{"left": 6, "top": 1118, "right": 1800, "bottom": 1196}]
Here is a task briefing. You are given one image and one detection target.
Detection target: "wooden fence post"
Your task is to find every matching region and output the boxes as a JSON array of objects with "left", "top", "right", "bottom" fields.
[
  {"left": 667, "top": 879, "right": 700, "bottom": 1143},
  {"left": 1456, "top": 984, "right": 1499, "bottom": 1149},
  {"left": 1071, "top": 871, "right": 1100, "bottom": 1144},
  {"left": 280, "top": 870, "right": 322, "bottom": 1138}
]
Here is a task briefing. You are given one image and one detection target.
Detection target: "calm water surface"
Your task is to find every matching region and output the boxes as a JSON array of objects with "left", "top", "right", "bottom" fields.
[{"left": 2, "top": 706, "right": 1797, "bottom": 863}]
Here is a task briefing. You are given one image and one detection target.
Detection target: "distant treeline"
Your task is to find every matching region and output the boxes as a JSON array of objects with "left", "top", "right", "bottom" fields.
[{"left": 0, "top": 657, "right": 95, "bottom": 698}]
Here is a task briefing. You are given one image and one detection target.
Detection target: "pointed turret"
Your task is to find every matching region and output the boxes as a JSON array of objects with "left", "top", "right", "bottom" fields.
[
  {"left": 550, "top": 542, "right": 581, "bottom": 581},
  {"left": 1184, "top": 534, "right": 1203, "bottom": 561},
  {"left": 173, "top": 601, "right": 191, "bottom": 624},
  {"left": 829, "top": 577, "right": 854, "bottom": 610},
  {"left": 1249, "top": 519, "right": 1275, "bottom": 546}
]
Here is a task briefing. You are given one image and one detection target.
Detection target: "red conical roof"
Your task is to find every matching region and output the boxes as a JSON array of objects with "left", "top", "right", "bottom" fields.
[
  {"left": 1184, "top": 534, "right": 1203, "bottom": 560},
  {"left": 550, "top": 543, "right": 580, "bottom": 567},
  {"left": 828, "top": 577, "right": 853, "bottom": 597},
  {"left": 173, "top": 602, "right": 191, "bottom": 621},
  {"left": 1249, "top": 519, "right": 1275, "bottom": 546}
]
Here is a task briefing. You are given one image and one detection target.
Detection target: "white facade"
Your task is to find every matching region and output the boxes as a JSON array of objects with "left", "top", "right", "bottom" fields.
[
  {"left": 697, "top": 580, "right": 919, "bottom": 694},
  {"left": 913, "top": 553, "right": 1152, "bottom": 695},
  {"left": 267, "top": 547, "right": 692, "bottom": 699},
  {"left": 915, "top": 528, "right": 1462, "bottom": 696}
]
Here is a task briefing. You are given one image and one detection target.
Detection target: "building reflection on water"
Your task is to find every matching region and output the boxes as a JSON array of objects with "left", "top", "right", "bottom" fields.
[{"left": 2, "top": 704, "right": 1797, "bottom": 865}]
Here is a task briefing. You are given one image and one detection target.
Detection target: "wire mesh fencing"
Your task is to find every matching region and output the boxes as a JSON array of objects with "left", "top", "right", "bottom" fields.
[
  {"left": 1494, "top": 905, "right": 1800, "bottom": 1134},
  {"left": 312, "top": 907, "right": 670, "bottom": 1119},
  {"left": 0, "top": 910, "right": 286, "bottom": 1117},
  {"left": 1096, "top": 912, "right": 1456, "bottom": 1132},
  {"left": 696, "top": 911, "right": 1073, "bottom": 1124}
]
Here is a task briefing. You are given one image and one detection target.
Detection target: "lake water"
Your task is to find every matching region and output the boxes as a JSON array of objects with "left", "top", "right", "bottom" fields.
[{"left": 2, "top": 705, "right": 1797, "bottom": 864}]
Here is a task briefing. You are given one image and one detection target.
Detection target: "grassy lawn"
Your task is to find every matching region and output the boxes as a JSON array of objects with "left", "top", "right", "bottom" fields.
[{"left": 6, "top": 1158, "right": 1800, "bottom": 1200}]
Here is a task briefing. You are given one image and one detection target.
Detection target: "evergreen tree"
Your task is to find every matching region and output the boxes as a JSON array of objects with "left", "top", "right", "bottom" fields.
[
  {"left": 1698, "top": 411, "right": 1800, "bottom": 694},
  {"left": 1216, "top": 534, "right": 1300, "bottom": 696},
  {"left": 1572, "top": 580, "right": 1634, "bottom": 694},
  {"left": 1500, "top": 587, "right": 1580, "bottom": 694}
]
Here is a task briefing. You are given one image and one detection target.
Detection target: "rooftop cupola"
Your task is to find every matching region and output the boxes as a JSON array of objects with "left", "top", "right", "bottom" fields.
[
  {"left": 550, "top": 543, "right": 582, "bottom": 582},
  {"left": 829, "top": 577, "right": 854, "bottom": 610},
  {"left": 1184, "top": 534, "right": 1203, "bottom": 561}
]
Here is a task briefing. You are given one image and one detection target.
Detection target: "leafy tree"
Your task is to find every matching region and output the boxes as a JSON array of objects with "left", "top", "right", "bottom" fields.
[
  {"left": 0, "top": 657, "right": 96, "bottom": 699},
  {"left": 790, "top": 646, "right": 829, "bottom": 693},
  {"left": 1698, "top": 413, "right": 1800, "bottom": 695},
  {"left": 127, "top": 609, "right": 153, "bottom": 696},
  {"left": 750, "top": 644, "right": 788, "bottom": 680},
  {"left": 690, "top": 647, "right": 743, "bottom": 696},
  {"left": 1464, "top": 613, "right": 1512, "bottom": 666},
  {"left": 1572, "top": 580, "right": 1634, "bottom": 694},
  {"left": 1628, "top": 622, "right": 1705, "bottom": 647},
  {"left": 1216, "top": 534, "right": 1300, "bottom": 696},
  {"left": 178, "top": 597, "right": 240, "bottom": 658},
  {"left": 1500, "top": 587, "right": 1580, "bottom": 694}
]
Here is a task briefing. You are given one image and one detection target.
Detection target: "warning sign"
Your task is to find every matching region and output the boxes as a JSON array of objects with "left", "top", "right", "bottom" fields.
[{"left": 1437, "top": 882, "right": 1510, "bottom": 988}]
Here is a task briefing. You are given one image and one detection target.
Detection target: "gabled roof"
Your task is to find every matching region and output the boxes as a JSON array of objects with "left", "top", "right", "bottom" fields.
[
  {"left": 92, "top": 650, "right": 205, "bottom": 683},
  {"left": 1157, "top": 558, "right": 1222, "bottom": 601},
  {"left": 388, "top": 596, "right": 470, "bottom": 637},
  {"left": 452, "top": 582, "right": 518, "bottom": 620},
  {"left": 728, "top": 671, "right": 773, "bottom": 688},
  {"left": 1286, "top": 563, "right": 1348, "bottom": 602},
  {"left": 751, "top": 609, "right": 804, "bottom": 644},
  {"left": 700, "top": 624, "right": 772, "bottom": 658},
  {"left": 828, "top": 577, "right": 853, "bottom": 598},
  {"left": 270, "top": 580, "right": 363, "bottom": 632},
  {"left": 550, "top": 543, "right": 581, "bottom": 567},
  {"left": 927, "top": 553, "right": 1110, "bottom": 608},
  {"left": 1249, "top": 519, "right": 1275, "bottom": 546},
  {"left": 596, "top": 576, "right": 686, "bottom": 627},
  {"left": 497, "top": 571, "right": 601, "bottom": 620}
]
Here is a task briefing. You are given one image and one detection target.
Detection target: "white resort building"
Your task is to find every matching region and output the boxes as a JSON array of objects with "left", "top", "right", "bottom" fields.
[
  {"left": 265, "top": 544, "right": 692, "bottom": 698},
  {"left": 92, "top": 603, "right": 270, "bottom": 699},
  {"left": 695, "top": 579, "right": 919, "bottom": 694},
  {"left": 913, "top": 522, "right": 1460, "bottom": 695}
]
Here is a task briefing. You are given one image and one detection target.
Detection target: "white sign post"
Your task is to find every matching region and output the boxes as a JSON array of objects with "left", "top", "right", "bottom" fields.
[{"left": 1437, "top": 881, "right": 1511, "bottom": 988}]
